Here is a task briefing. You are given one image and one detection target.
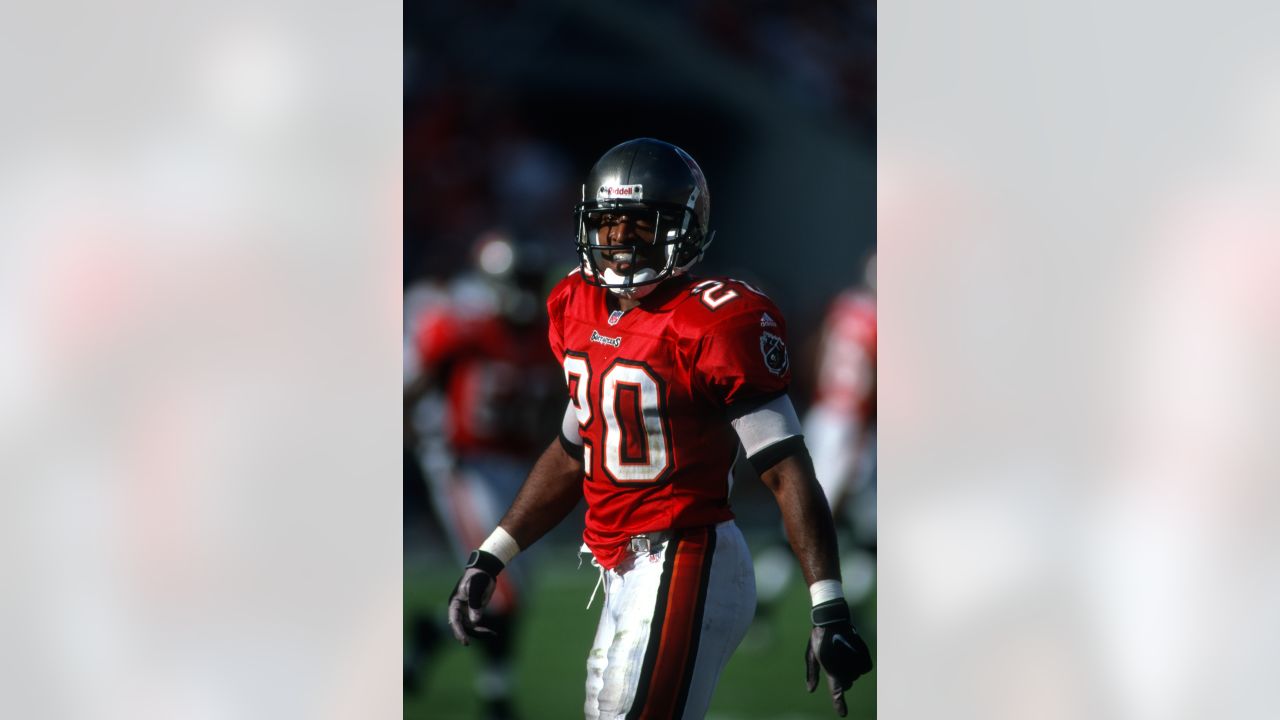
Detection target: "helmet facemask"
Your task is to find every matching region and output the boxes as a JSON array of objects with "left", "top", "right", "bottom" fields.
[{"left": 574, "top": 201, "right": 711, "bottom": 298}]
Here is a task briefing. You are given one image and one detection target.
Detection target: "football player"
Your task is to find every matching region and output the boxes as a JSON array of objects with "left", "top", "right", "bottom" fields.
[
  {"left": 405, "top": 234, "right": 560, "bottom": 720},
  {"left": 446, "top": 138, "right": 872, "bottom": 718},
  {"left": 807, "top": 255, "right": 877, "bottom": 556}
]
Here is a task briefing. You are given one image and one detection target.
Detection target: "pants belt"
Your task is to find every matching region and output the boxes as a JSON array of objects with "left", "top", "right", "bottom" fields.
[{"left": 627, "top": 530, "right": 674, "bottom": 554}]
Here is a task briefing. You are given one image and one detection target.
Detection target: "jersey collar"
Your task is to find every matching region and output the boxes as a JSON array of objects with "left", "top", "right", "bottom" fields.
[{"left": 600, "top": 274, "right": 694, "bottom": 318}]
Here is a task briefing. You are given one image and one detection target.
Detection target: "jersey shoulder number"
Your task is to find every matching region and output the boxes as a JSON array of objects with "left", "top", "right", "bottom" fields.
[
  {"left": 678, "top": 277, "right": 784, "bottom": 338},
  {"left": 687, "top": 276, "right": 770, "bottom": 311}
]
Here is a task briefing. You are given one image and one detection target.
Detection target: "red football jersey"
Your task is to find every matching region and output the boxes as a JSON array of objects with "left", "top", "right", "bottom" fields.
[
  {"left": 414, "top": 306, "right": 557, "bottom": 457},
  {"left": 548, "top": 270, "right": 792, "bottom": 569},
  {"left": 812, "top": 289, "right": 877, "bottom": 420}
]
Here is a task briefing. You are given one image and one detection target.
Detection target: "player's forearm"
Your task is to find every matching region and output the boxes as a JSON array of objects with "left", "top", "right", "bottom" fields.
[
  {"left": 760, "top": 450, "right": 843, "bottom": 587},
  {"left": 497, "top": 438, "right": 584, "bottom": 550}
]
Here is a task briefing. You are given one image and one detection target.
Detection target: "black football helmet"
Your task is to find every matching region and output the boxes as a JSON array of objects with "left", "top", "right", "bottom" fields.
[{"left": 573, "top": 138, "right": 715, "bottom": 295}]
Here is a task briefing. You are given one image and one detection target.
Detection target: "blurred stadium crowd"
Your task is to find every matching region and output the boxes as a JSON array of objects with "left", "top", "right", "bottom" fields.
[
  {"left": 404, "top": 0, "right": 874, "bottom": 293},
  {"left": 403, "top": 1, "right": 876, "bottom": 717}
]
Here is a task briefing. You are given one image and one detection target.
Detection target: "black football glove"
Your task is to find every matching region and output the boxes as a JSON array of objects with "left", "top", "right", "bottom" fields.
[
  {"left": 805, "top": 598, "right": 873, "bottom": 717},
  {"left": 446, "top": 550, "right": 505, "bottom": 645}
]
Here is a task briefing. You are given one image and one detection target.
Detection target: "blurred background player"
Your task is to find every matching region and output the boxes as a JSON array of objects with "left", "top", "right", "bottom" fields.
[
  {"left": 754, "top": 253, "right": 877, "bottom": 634},
  {"left": 403, "top": 232, "right": 560, "bottom": 720},
  {"left": 807, "top": 253, "right": 877, "bottom": 599}
]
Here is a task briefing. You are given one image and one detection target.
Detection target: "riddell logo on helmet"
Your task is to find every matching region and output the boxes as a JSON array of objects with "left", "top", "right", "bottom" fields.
[{"left": 597, "top": 184, "right": 643, "bottom": 200}]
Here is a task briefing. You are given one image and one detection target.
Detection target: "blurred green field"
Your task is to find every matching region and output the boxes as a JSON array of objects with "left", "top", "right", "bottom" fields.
[{"left": 406, "top": 558, "right": 876, "bottom": 719}]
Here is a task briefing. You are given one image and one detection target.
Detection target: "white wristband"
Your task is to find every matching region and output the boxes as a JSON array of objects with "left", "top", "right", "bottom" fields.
[
  {"left": 479, "top": 527, "right": 521, "bottom": 565},
  {"left": 809, "top": 579, "right": 844, "bottom": 607}
]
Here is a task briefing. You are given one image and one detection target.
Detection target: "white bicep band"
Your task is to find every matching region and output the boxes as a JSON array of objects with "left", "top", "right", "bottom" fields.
[
  {"left": 561, "top": 401, "right": 583, "bottom": 445},
  {"left": 730, "top": 394, "right": 803, "bottom": 457}
]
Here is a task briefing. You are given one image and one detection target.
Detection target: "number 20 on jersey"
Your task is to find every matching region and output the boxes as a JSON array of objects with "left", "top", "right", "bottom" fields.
[{"left": 563, "top": 352, "right": 674, "bottom": 485}]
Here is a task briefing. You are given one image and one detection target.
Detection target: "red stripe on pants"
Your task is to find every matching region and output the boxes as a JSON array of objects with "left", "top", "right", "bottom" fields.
[{"left": 634, "top": 527, "right": 712, "bottom": 720}]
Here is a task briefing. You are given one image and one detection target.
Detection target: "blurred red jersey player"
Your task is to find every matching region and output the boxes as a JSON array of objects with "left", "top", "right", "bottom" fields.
[
  {"left": 806, "top": 256, "right": 877, "bottom": 536},
  {"left": 404, "top": 234, "right": 559, "bottom": 720}
]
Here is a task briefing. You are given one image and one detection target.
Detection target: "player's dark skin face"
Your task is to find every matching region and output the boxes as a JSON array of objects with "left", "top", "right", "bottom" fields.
[
  {"left": 596, "top": 213, "right": 664, "bottom": 271},
  {"left": 594, "top": 212, "right": 667, "bottom": 310}
]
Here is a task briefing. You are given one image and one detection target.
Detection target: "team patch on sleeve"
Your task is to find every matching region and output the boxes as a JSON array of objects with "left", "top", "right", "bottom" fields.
[{"left": 759, "top": 331, "right": 789, "bottom": 376}]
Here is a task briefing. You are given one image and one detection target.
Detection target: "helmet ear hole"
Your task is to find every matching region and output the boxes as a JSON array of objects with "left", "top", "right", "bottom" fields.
[{"left": 677, "top": 228, "right": 714, "bottom": 272}]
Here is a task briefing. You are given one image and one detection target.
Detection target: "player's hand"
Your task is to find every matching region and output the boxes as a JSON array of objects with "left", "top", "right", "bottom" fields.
[
  {"left": 804, "top": 599, "right": 873, "bottom": 717},
  {"left": 446, "top": 550, "right": 505, "bottom": 645}
]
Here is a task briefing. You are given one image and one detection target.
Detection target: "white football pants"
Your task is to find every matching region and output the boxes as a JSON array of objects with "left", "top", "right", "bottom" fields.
[{"left": 583, "top": 520, "right": 757, "bottom": 720}]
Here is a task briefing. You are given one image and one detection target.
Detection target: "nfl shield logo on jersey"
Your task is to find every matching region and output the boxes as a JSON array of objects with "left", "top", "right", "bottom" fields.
[
  {"left": 759, "top": 331, "right": 789, "bottom": 376},
  {"left": 608, "top": 310, "right": 625, "bottom": 326}
]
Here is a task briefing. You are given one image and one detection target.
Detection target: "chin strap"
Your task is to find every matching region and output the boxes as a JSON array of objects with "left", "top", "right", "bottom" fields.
[
  {"left": 608, "top": 285, "right": 656, "bottom": 299},
  {"left": 602, "top": 267, "right": 660, "bottom": 299}
]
